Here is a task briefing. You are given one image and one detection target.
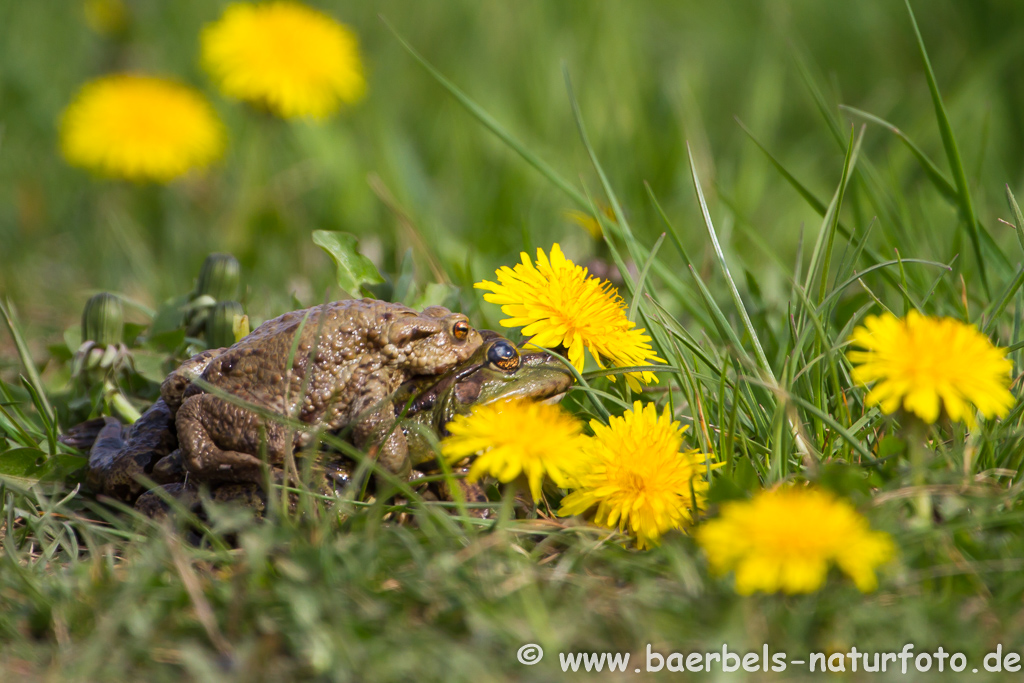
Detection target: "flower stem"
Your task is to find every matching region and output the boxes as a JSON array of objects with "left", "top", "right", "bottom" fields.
[
  {"left": 905, "top": 417, "right": 931, "bottom": 527},
  {"left": 107, "top": 385, "right": 141, "bottom": 424},
  {"left": 495, "top": 482, "right": 517, "bottom": 532}
]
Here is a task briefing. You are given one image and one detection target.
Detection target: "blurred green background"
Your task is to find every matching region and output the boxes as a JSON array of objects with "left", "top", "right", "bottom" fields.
[{"left": 3, "top": 0, "right": 1024, "bottom": 356}]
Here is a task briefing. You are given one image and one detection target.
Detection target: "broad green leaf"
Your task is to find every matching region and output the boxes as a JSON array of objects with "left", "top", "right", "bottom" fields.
[
  {"left": 131, "top": 350, "right": 170, "bottom": 384},
  {"left": 0, "top": 448, "right": 85, "bottom": 486},
  {"left": 123, "top": 322, "right": 148, "bottom": 346},
  {"left": 47, "top": 343, "right": 73, "bottom": 364},
  {"left": 143, "top": 327, "right": 186, "bottom": 353},
  {"left": 63, "top": 325, "right": 82, "bottom": 354},
  {"left": 312, "top": 230, "right": 385, "bottom": 296},
  {"left": 405, "top": 283, "right": 456, "bottom": 310},
  {"left": 148, "top": 293, "right": 191, "bottom": 337}
]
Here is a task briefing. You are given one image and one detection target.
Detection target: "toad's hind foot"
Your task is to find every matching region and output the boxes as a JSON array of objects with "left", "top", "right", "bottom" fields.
[
  {"left": 175, "top": 394, "right": 283, "bottom": 484},
  {"left": 134, "top": 482, "right": 201, "bottom": 519}
]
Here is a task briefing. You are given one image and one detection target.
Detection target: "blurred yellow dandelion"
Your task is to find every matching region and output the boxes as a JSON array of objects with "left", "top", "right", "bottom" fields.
[
  {"left": 60, "top": 74, "right": 224, "bottom": 182},
  {"left": 848, "top": 310, "right": 1014, "bottom": 426},
  {"left": 475, "top": 243, "right": 665, "bottom": 391},
  {"left": 441, "top": 398, "right": 590, "bottom": 502},
  {"left": 564, "top": 204, "right": 617, "bottom": 240},
  {"left": 202, "top": 1, "right": 366, "bottom": 119},
  {"left": 559, "top": 401, "right": 712, "bottom": 549},
  {"left": 83, "top": 0, "right": 128, "bottom": 35},
  {"left": 696, "top": 486, "right": 894, "bottom": 594}
]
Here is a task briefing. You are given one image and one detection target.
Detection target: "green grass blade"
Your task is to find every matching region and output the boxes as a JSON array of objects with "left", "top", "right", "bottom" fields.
[
  {"left": 839, "top": 105, "right": 957, "bottom": 201},
  {"left": 736, "top": 118, "right": 899, "bottom": 289},
  {"left": 746, "top": 378, "right": 875, "bottom": 463},
  {"left": 819, "top": 258, "right": 951, "bottom": 313},
  {"left": 18, "top": 378, "right": 57, "bottom": 456},
  {"left": 802, "top": 173, "right": 842, "bottom": 295},
  {"left": 905, "top": 0, "right": 988, "bottom": 296},
  {"left": 563, "top": 67, "right": 637, "bottom": 252},
  {"left": 894, "top": 248, "right": 915, "bottom": 315},
  {"left": 0, "top": 299, "right": 56, "bottom": 437},
  {"left": 627, "top": 233, "right": 665, "bottom": 324},
  {"left": 1005, "top": 185, "right": 1024, "bottom": 257},
  {"left": 983, "top": 265, "right": 1024, "bottom": 336},
  {"left": 386, "top": 20, "right": 717, "bottom": 310},
  {"left": 0, "top": 400, "right": 38, "bottom": 447},
  {"left": 683, "top": 266, "right": 754, "bottom": 365},
  {"left": 804, "top": 126, "right": 863, "bottom": 302},
  {"left": 715, "top": 190, "right": 796, "bottom": 278},
  {"left": 831, "top": 217, "right": 875, "bottom": 304},
  {"left": 383, "top": 17, "right": 584, "bottom": 208},
  {"left": 582, "top": 365, "right": 680, "bottom": 380},
  {"left": 644, "top": 182, "right": 715, "bottom": 330},
  {"left": 792, "top": 51, "right": 920, "bottom": 245},
  {"left": 687, "top": 143, "right": 774, "bottom": 381},
  {"left": 681, "top": 264, "right": 773, "bottom": 437},
  {"left": 736, "top": 117, "right": 825, "bottom": 214},
  {"left": 840, "top": 104, "right": 1010, "bottom": 273},
  {"left": 918, "top": 255, "right": 959, "bottom": 309},
  {"left": 643, "top": 296, "right": 728, "bottom": 381},
  {"left": 817, "top": 125, "right": 862, "bottom": 304},
  {"left": 791, "top": 47, "right": 844, "bottom": 146}
]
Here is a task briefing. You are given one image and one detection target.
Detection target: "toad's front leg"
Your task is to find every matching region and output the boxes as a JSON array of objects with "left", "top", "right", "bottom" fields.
[
  {"left": 160, "top": 347, "right": 226, "bottom": 413},
  {"left": 347, "top": 371, "right": 411, "bottom": 480}
]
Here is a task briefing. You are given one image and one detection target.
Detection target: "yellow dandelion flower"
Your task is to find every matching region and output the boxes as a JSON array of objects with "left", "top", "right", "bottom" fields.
[
  {"left": 848, "top": 310, "right": 1014, "bottom": 426},
  {"left": 696, "top": 486, "right": 894, "bottom": 594},
  {"left": 559, "top": 401, "right": 713, "bottom": 549},
  {"left": 475, "top": 243, "right": 665, "bottom": 391},
  {"left": 202, "top": 2, "right": 366, "bottom": 119},
  {"left": 60, "top": 74, "right": 224, "bottom": 182},
  {"left": 440, "top": 398, "right": 590, "bottom": 502}
]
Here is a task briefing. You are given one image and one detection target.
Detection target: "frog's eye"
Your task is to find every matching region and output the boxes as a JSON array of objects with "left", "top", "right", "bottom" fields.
[
  {"left": 487, "top": 340, "right": 520, "bottom": 372},
  {"left": 452, "top": 320, "right": 471, "bottom": 341}
]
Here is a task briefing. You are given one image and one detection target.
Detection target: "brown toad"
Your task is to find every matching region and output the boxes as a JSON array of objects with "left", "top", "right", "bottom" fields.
[{"left": 161, "top": 299, "right": 482, "bottom": 484}]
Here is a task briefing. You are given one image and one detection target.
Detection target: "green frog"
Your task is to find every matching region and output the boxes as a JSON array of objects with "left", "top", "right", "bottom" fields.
[
  {"left": 388, "top": 330, "right": 573, "bottom": 513},
  {"left": 396, "top": 330, "right": 572, "bottom": 463}
]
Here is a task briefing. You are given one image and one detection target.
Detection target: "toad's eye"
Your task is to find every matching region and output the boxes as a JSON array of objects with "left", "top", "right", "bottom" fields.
[
  {"left": 487, "top": 340, "right": 520, "bottom": 372},
  {"left": 452, "top": 320, "right": 471, "bottom": 341}
]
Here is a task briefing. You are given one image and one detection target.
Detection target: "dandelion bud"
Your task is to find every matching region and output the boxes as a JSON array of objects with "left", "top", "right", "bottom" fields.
[
  {"left": 195, "top": 253, "right": 240, "bottom": 301},
  {"left": 81, "top": 292, "right": 123, "bottom": 346},
  {"left": 206, "top": 301, "right": 246, "bottom": 348}
]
